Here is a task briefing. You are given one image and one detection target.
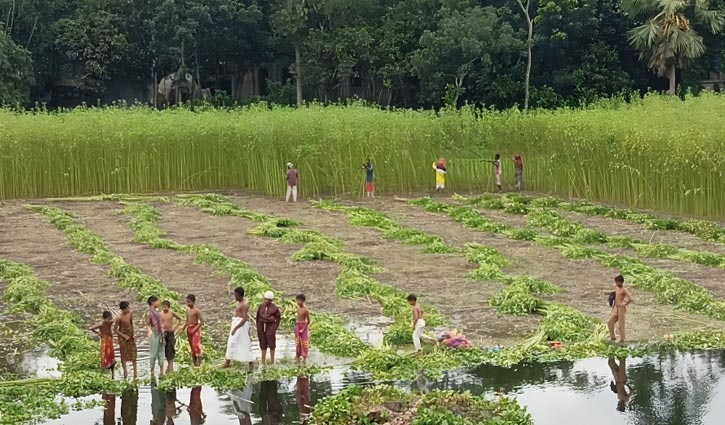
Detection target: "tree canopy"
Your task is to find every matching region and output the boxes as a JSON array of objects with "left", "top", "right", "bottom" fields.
[{"left": 1, "top": 0, "right": 724, "bottom": 108}]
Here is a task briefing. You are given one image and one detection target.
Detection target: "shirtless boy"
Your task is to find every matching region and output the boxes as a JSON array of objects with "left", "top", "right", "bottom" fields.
[
  {"left": 407, "top": 294, "right": 436, "bottom": 351},
  {"left": 295, "top": 294, "right": 311, "bottom": 365},
  {"left": 224, "top": 287, "right": 254, "bottom": 371},
  {"left": 608, "top": 275, "right": 634, "bottom": 343},
  {"left": 89, "top": 310, "right": 116, "bottom": 378},
  {"left": 114, "top": 301, "right": 138, "bottom": 380},
  {"left": 160, "top": 300, "right": 183, "bottom": 373},
  {"left": 185, "top": 294, "right": 204, "bottom": 366}
]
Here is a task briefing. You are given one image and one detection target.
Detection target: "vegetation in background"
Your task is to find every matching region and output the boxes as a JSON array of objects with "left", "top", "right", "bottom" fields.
[
  {"left": 0, "top": 33, "right": 34, "bottom": 105},
  {"left": 2, "top": 94, "right": 725, "bottom": 219}
]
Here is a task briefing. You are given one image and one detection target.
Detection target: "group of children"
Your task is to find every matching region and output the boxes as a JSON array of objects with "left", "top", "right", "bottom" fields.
[
  {"left": 89, "top": 294, "right": 204, "bottom": 380},
  {"left": 90, "top": 288, "right": 312, "bottom": 378}
]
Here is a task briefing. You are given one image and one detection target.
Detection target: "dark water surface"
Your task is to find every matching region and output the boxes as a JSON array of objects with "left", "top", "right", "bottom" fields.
[{"left": 30, "top": 349, "right": 725, "bottom": 425}]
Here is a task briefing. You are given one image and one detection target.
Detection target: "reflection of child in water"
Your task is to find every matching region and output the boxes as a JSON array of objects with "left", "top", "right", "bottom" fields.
[
  {"left": 260, "top": 380, "right": 284, "bottom": 425},
  {"left": 296, "top": 376, "right": 312, "bottom": 423},
  {"left": 608, "top": 357, "right": 634, "bottom": 412}
]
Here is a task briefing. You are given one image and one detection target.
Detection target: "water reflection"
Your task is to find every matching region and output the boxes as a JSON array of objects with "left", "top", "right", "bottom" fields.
[
  {"left": 608, "top": 357, "right": 634, "bottom": 412},
  {"left": 40, "top": 351, "right": 725, "bottom": 425},
  {"left": 102, "top": 393, "right": 115, "bottom": 425},
  {"left": 295, "top": 376, "right": 311, "bottom": 424},
  {"left": 121, "top": 389, "right": 138, "bottom": 425},
  {"left": 259, "top": 381, "right": 283, "bottom": 424}
]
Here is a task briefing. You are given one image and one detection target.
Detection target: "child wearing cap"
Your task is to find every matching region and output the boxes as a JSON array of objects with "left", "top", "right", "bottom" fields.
[
  {"left": 286, "top": 163, "right": 298, "bottom": 202},
  {"left": 256, "top": 291, "right": 281, "bottom": 366}
]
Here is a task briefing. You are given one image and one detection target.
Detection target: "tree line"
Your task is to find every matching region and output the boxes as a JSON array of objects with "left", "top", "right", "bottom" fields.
[{"left": 1, "top": 0, "right": 724, "bottom": 108}]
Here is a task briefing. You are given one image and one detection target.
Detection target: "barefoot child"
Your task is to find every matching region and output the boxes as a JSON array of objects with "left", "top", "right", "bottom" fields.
[
  {"left": 90, "top": 310, "right": 116, "bottom": 378},
  {"left": 256, "top": 291, "right": 281, "bottom": 366},
  {"left": 185, "top": 294, "right": 204, "bottom": 366},
  {"left": 224, "top": 287, "right": 254, "bottom": 371},
  {"left": 608, "top": 275, "right": 634, "bottom": 343},
  {"left": 407, "top": 294, "right": 437, "bottom": 351},
  {"left": 432, "top": 159, "right": 446, "bottom": 193},
  {"left": 295, "top": 294, "right": 311, "bottom": 365},
  {"left": 160, "top": 300, "right": 183, "bottom": 373},
  {"left": 146, "top": 296, "right": 165, "bottom": 377},
  {"left": 114, "top": 301, "right": 138, "bottom": 380}
]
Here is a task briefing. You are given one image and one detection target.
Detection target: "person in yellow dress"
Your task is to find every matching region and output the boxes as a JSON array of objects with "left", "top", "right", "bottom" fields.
[{"left": 432, "top": 158, "right": 446, "bottom": 193}]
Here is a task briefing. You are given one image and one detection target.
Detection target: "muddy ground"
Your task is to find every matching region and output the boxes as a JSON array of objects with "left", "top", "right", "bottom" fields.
[{"left": 1, "top": 193, "right": 724, "bottom": 363}]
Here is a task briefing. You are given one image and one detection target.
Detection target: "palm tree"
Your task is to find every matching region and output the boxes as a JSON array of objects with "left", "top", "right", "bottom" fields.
[{"left": 623, "top": 0, "right": 725, "bottom": 95}]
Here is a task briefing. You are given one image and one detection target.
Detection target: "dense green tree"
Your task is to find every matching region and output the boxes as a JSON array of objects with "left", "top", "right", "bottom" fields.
[
  {"left": 412, "top": 4, "right": 522, "bottom": 107},
  {"left": 623, "top": 0, "right": 725, "bottom": 95},
  {"left": 0, "top": 31, "right": 34, "bottom": 104}
]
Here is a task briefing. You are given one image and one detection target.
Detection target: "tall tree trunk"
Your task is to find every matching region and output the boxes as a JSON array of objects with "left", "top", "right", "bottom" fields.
[
  {"left": 668, "top": 64, "right": 677, "bottom": 96},
  {"left": 518, "top": 0, "right": 533, "bottom": 111},
  {"left": 295, "top": 42, "right": 303, "bottom": 106},
  {"left": 524, "top": 20, "right": 533, "bottom": 110}
]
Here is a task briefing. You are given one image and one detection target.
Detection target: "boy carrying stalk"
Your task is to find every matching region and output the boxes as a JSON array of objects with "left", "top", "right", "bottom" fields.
[
  {"left": 160, "top": 300, "right": 184, "bottom": 373},
  {"left": 185, "top": 294, "right": 204, "bottom": 366},
  {"left": 493, "top": 154, "right": 503, "bottom": 192},
  {"left": 114, "top": 301, "right": 138, "bottom": 380},
  {"left": 89, "top": 310, "right": 117, "bottom": 378},
  {"left": 407, "top": 294, "right": 438, "bottom": 352}
]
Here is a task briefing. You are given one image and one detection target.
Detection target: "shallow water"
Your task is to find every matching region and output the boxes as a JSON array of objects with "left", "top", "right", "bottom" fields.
[{"left": 27, "top": 349, "right": 725, "bottom": 425}]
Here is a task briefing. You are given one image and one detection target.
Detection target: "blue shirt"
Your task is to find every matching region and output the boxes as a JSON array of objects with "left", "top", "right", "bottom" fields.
[{"left": 365, "top": 164, "right": 374, "bottom": 182}]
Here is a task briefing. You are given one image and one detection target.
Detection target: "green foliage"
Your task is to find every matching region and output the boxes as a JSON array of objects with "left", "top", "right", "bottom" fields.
[
  {"left": 310, "top": 386, "right": 533, "bottom": 425},
  {"left": 0, "top": 32, "right": 34, "bottom": 105}
]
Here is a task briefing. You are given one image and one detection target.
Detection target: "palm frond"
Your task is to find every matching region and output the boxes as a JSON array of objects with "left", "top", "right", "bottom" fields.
[{"left": 695, "top": 9, "right": 725, "bottom": 33}]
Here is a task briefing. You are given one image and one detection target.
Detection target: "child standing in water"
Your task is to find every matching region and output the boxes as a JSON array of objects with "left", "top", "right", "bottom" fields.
[
  {"left": 185, "top": 294, "right": 204, "bottom": 366},
  {"left": 513, "top": 154, "right": 523, "bottom": 191},
  {"left": 286, "top": 162, "right": 298, "bottom": 202},
  {"left": 114, "top": 301, "right": 137, "bottom": 380},
  {"left": 160, "top": 300, "right": 183, "bottom": 373},
  {"left": 295, "top": 294, "right": 311, "bottom": 365},
  {"left": 146, "top": 296, "right": 165, "bottom": 377},
  {"left": 363, "top": 159, "right": 375, "bottom": 198},
  {"left": 256, "top": 291, "right": 281, "bottom": 366},
  {"left": 90, "top": 310, "right": 116, "bottom": 378},
  {"left": 432, "top": 158, "right": 447, "bottom": 193},
  {"left": 493, "top": 154, "right": 502, "bottom": 192}
]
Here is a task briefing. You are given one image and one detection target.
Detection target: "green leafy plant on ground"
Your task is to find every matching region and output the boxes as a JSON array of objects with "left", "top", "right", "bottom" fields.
[
  {"left": 413, "top": 197, "right": 725, "bottom": 321},
  {"left": 310, "top": 385, "right": 534, "bottom": 425},
  {"left": 177, "top": 195, "right": 445, "bottom": 347},
  {"left": 122, "top": 202, "right": 368, "bottom": 358},
  {"left": 0, "top": 259, "right": 131, "bottom": 424}
]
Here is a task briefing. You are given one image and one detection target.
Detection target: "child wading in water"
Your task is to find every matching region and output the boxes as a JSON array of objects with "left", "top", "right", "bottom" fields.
[
  {"left": 114, "top": 301, "right": 137, "bottom": 380},
  {"left": 608, "top": 275, "right": 634, "bottom": 344},
  {"left": 185, "top": 294, "right": 204, "bottom": 366},
  {"left": 286, "top": 162, "right": 298, "bottom": 202},
  {"left": 90, "top": 310, "right": 117, "bottom": 378},
  {"left": 513, "top": 154, "right": 523, "bottom": 190},
  {"left": 407, "top": 294, "right": 437, "bottom": 352},
  {"left": 363, "top": 159, "right": 375, "bottom": 198},
  {"left": 146, "top": 296, "right": 165, "bottom": 377},
  {"left": 160, "top": 300, "right": 183, "bottom": 373},
  {"left": 256, "top": 291, "right": 281, "bottom": 366},
  {"left": 295, "top": 294, "right": 311, "bottom": 365},
  {"left": 432, "top": 159, "right": 447, "bottom": 193}
]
